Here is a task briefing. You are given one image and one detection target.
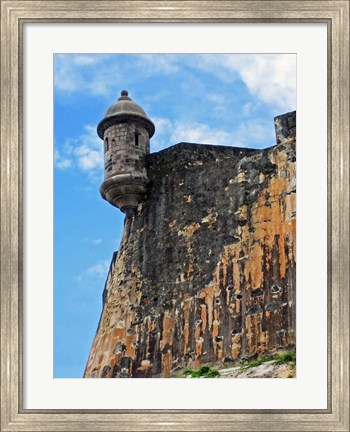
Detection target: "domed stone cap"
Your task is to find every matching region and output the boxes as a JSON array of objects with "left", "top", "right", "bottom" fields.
[
  {"left": 97, "top": 90, "right": 155, "bottom": 139},
  {"left": 105, "top": 90, "right": 148, "bottom": 117}
]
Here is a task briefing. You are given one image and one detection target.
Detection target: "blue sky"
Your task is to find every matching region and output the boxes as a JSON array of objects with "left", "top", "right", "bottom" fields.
[{"left": 54, "top": 54, "right": 296, "bottom": 378}]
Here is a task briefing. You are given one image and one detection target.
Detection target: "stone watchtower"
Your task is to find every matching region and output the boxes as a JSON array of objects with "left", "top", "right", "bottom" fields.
[{"left": 97, "top": 90, "right": 155, "bottom": 217}]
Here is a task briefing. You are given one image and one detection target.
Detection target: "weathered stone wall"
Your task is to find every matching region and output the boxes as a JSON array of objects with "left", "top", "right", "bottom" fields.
[
  {"left": 84, "top": 111, "right": 296, "bottom": 378},
  {"left": 103, "top": 122, "right": 149, "bottom": 179}
]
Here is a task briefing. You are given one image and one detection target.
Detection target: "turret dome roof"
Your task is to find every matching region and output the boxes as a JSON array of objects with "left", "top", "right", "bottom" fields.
[
  {"left": 97, "top": 90, "right": 155, "bottom": 139},
  {"left": 104, "top": 90, "right": 147, "bottom": 117}
]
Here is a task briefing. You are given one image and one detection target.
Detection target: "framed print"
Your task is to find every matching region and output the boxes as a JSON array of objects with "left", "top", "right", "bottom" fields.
[{"left": 1, "top": 1, "right": 349, "bottom": 431}]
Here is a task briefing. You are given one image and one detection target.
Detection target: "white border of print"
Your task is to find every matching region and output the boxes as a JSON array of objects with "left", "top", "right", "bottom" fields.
[{"left": 24, "top": 23, "right": 327, "bottom": 409}]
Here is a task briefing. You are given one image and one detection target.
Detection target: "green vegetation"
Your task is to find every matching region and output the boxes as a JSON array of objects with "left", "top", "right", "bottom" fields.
[
  {"left": 240, "top": 351, "right": 296, "bottom": 370},
  {"left": 240, "top": 354, "right": 274, "bottom": 370},
  {"left": 274, "top": 351, "right": 296, "bottom": 367},
  {"left": 181, "top": 351, "right": 296, "bottom": 378},
  {"left": 183, "top": 365, "right": 220, "bottom": 378}
]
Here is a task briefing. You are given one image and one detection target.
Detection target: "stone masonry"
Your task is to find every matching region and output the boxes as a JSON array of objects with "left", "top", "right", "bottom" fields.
[{"left": 84, "top": 108, "right": 296, "bottom": 378}]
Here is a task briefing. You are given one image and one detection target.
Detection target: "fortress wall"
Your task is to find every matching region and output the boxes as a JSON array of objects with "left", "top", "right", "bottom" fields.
[{"left": 84, "top": 112, "right": 296, "bottom": 378}]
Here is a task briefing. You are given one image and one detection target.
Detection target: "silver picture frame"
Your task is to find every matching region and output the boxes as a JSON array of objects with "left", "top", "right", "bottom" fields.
[{"left": 1, "top": 1, "right": 349, "bottom": 430}]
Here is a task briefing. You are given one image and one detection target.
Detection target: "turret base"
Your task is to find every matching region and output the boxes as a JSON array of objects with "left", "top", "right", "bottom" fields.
[{"left": 100, "top": 173, "right": 150, "bottom": 217}]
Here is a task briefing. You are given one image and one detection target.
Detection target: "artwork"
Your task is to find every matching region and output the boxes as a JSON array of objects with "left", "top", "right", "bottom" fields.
[
  {"left": 54, "top": 54, "right": 296, "bottom": 378},
  {"left": 2, "top": 0, "right": 349, "bottom": 428}
]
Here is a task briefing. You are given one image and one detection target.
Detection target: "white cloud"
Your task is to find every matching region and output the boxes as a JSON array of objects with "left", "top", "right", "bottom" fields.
[
  {"left": 136, "top": 54, "right": 179, "bottom": 75},
  {"left": 84, "top": 238, "right": 102, "bottom": 245},
  {"left": 175, "top": 123, "right": 232, "bottom": 146},
  {"left": 151, "top": 116, "right": 275, "bottom": 151},
  {"left": 54, "top": 54, "right": 120, "bottom": 96},
  {"left": 204, "top": 92, "right": 230, "bottom": 119},
  {"left": 75, "top": 259, "right": 111, "bottom": 283},
  {"left": 54, "top": 54, "right": 178, "bottom": 97},
  {"left": 152, "top": 117, "right": 233, "bottom": 150},
  {"left": 55, "top": 124, "right": 103, "bottom": 178},
  {"left": 54, "top": 54, "right": 295, "bottom": 113},
  {"left": 92, "top": 239, "right": 102, "bottom": 245},
  {"left": 54, "top": 149, "right": 72, "bottom": 169},
  {"left": 241, "top": 102, "right": 258, "bottom": 117},
  {"left": 194, "top": 54, "right": 296, "bottom": 111},
  {"left": 73, "top": 55, "right": 99, "bottom": 66},
  {"left": 87, "top": 260, "right": 110, "bottom": 278},
  {"left": 231, "top": 119, "right": 276, "bottom": 149}
]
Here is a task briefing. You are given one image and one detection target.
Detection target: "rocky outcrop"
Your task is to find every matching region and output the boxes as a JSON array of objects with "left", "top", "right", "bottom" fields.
[{"left": 84, "top": 111, "right": 296, "bottom": 378}]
